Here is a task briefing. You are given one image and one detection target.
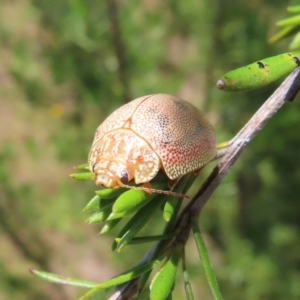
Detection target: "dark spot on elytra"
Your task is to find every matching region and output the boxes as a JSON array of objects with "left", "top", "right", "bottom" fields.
[
  {"left": 257, "top": 61, "right": 265, "bottom": 69},
  {"left": 173, "top": 100, "right": 186, "bottom": 111},
  {"left": 158, "top": 114, "right": 169, "bottom": 128},
  {"left": 147, "top": 107, "right": 157, "bottom": 114},
  {"left": 293, "top": 56, "right": 300, "bottom": 67}
]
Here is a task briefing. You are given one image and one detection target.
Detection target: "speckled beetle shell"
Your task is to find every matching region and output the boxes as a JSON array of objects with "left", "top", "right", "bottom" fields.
[{"left": 88, "top": 94, "right": 216, "bottom": 189}]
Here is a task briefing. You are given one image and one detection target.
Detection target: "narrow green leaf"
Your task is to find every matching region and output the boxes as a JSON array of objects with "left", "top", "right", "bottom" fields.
[
  {"left": 110, "top": 195, "right": 165, "bottom": 251},
  {"left": 76, "top": 163, "right": 89, "bottom": 171},
  {"left": 276, "top": 15, "right": 300, "bottom": 27},
  {"left": 116, "top": 199, "right": 163, "bottom": 252},
  {"left": 70, "top": 172, "right": 93, "bottom": 180},
  {"left": 107, "top": 210, "right": 133, "bottom": 220},
  {"left": 134, "top": 287, "right": 150, "bottom": 300},
  {"left": 290, "top": 30, "right": 300, "bottom": 50},
  {"left": 100, "top": 218, "right": 122, "bottom": 234},
  {"left": 191, "top": 218, "right": 223, "bottom": 300},
  {"left": 86, "top": 203, "right": 113, "bottom": 224},
  {"left": 83, "top": 196, "right": 114, "bottom": 213},
  {"left": 268, "top": 25, "right": 300, "bottom": 44},
  {"left": 29, "top": 268, "right": 98, "bottom": 288},
  {"left": 182, "top": 249, "right": 195, "bottom": 300},
  {"left": 83, "top": 195, "right": 100, "bottom": 212},
  {"left": 115, "top": 233, "right": 176, "bottom": 245},
  {"left": 99, "top": 199, "right": 114, "bottom": 210},
  {"left": 79, "top": 259, "right": 161, "bottom": 300},
  {"left": 288, "top": 5, "right": 300, "bottom": 13},
  {"left": 95, "top": 188, "right": 126, "bottom": 199},
  {"left": 150, "top": 245, "right": 182, "bottom": 300}
]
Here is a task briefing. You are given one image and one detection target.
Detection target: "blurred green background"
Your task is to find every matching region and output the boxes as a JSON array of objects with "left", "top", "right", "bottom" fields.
[{"left": 1, "top": 0, "right": 300, "bottom": 299}]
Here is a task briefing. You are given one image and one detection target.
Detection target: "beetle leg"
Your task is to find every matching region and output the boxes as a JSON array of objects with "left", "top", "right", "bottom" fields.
[
  {"left": 142, "top": 182, "right": 153, "bottom": 195},
  {"left": 116, "top": 179, "right": 189, "bottom": 198},
  {"left": 168, "top": 179, "right": 177, "bottom": 188},
  {"left": 193, "top": 167, "right": 203, "bottom": 176}
]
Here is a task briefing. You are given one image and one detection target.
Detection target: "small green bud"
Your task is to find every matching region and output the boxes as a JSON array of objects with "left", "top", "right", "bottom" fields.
[{"left": 150, "top": 245, "right": 182, "bottom": 300}]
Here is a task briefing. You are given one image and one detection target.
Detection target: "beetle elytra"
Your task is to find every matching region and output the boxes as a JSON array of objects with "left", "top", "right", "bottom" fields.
[{"left": 88, "top": 94, "right": 217, "bottom": 197}]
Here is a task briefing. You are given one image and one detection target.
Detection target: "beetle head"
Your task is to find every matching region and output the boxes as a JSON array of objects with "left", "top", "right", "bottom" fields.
[{"left": 92, "top": 160, "right": 134, "bottom": 189}]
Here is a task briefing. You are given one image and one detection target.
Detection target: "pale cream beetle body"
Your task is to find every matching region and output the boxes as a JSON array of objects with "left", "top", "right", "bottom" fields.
[{"left": 88, "top": 94, "right": 216, "bottom": 190}]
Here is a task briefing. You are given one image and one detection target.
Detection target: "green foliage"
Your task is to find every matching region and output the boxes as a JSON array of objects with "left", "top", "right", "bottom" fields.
[{"left": 269, "top": 4, "right": 300, "bottom": 48}]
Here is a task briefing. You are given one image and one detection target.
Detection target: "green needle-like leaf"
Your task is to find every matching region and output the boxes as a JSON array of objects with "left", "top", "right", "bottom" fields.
[
  {"left": 290, "top": 30, "right": 300, "bottom": 49},
  {"left": 276, "top": 14, "right": 300, "bottom": 27},
  {"left": 83, "top": 196, "right": 114, "bottom": 213},
  {"left": 182, "top": 249, "right": 195, "bottom": 300},
  {"left": 115, "top": 233, "right": 176, "bottom": 245},
  {"left": 70, "top": 172, "right": 93, "bottom": 180},
  {"left": 107, "top": 210, "right": 135, "bottom": 220},
  {"left": 191, "top": 218, "right": 223, "bottom": 300},
  {"left": 100, "top": 218, "right": 122, "bottom": 234},
  {"left": 134, "top": 287, "right": 151, "bottom": 300},
  {"left": 111, "top": 195, "right": 167, "bottom": 251},
  {"left": 76, "top": 163, "right": 89, "bottom": 171},
  {"left": 116, "top": 199, "right": 163, "bottom": 252},
  {"left": 79, "top": 259, "right": 161, "bottom": 300},
  {"left": 29, "top": 268, "right": 99, "bottom": 288},
  {"left": 86, "top": 203, "right": 113, "bottom": 224},
  {"left": 288, "top": 5, "right": 300, "bottom": 13},
  {"left": 117, "top": 195, "right": 164, "bottom": 251},
  {"left": 83, "top": 195, "right": 101, "bottom": 212},
  {"left": 268, "top": 25, "right": 300, "bottom": 44}
]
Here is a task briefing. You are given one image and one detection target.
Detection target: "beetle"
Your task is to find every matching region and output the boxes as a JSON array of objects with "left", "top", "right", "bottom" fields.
[{"left": 88, "top": 94, "right": 217, "bottom": 196}]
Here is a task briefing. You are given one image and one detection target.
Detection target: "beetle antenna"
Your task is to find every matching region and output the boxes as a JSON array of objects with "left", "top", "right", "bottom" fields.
[{"left": 117, "top": 181, "right": 189, "bottom": 199}]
